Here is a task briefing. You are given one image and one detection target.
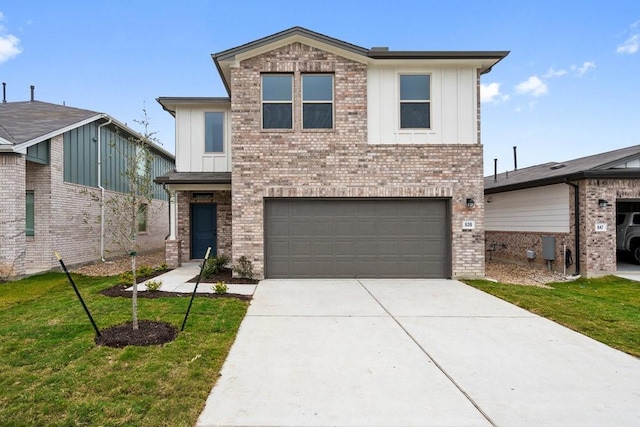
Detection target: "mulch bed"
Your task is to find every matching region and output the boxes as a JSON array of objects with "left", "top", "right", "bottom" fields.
[
  {"left": 99, "top": 267, "right": 254, "bottom": 301},
  {"left": 99, "top": 284, "right": 252, "bottom": 301},
  {"left": 96, "top": 267, "right": 254, "bottom": 348},
  {"left": 95, "top": 320, "right": 178, "bottom": 348},
  {"left": 188, "top": 267, "right": 259, "bottom": 285}
]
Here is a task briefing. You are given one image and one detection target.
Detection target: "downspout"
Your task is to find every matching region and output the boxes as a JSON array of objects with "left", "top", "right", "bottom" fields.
[
  {"left": 97, "top": 116, "right": 112, "bottom": 262},
  {"left": 565, "top": 181, "right": 580, "bottom": 275}
]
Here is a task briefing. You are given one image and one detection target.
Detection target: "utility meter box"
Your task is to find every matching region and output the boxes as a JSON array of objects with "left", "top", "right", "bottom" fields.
[{"left": 542, "top": 236, "right": 556, "bottom": 261}]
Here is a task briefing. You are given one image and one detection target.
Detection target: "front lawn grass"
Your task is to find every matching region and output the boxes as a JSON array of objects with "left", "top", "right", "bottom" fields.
[
  {"left": 464, "top": 275, "right": 640, "bottom": 357},
  {"left": 0, "top": 272, "right": 249, "bottom": 426}
]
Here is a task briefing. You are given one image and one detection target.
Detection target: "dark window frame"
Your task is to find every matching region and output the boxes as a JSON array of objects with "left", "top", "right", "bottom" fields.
[
  {"left": 302, "top": 74, "right": 334, "bottom": 129},
  {"left": 262, "top": 74, "right": 293, "bottom": 130},
  {"left": 26, "top": 191, "right": 35, "bottom": 237}
]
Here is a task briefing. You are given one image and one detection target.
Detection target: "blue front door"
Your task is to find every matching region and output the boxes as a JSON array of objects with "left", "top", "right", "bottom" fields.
[{"left": 191, "top": 204, "right": 217, "bottom": 259}]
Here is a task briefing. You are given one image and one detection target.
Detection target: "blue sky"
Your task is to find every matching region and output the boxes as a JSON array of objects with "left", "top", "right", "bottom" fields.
[{"left": 1, "top": 1, "right": 638, "bottom": 173}]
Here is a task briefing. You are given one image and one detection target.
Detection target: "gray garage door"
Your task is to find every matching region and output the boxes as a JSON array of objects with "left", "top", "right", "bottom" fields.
[{"left": 264, "top": 198, "right": 450, "bottom": 278}]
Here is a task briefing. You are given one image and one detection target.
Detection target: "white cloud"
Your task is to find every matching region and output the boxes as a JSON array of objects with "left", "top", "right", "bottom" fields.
[
  {"left": 0, "top": 34, "right": 21, "bottom": 63},
  {"left": 543, "top": 67, "right": 567, "bottom": 78},
  {"left": 0, "top": 12, "right": 22, "bottom": 64},
  {"left": 515, "top": 76, "right": 548, "bottom": 97},
  {"left": 480, "top": 82, "right": 509, "bottom": 103},
  {"left": 617, "top": 20, "right": 640, "bottom": 54},
  {"left": 571, "top": 61, "right": 596, "bottom": 75}
]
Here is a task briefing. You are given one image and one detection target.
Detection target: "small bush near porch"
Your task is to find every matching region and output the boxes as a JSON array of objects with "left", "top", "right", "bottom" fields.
[
  {"left": 464, "top": 276, "right": 640, "bottom": 357},
  {"left": 0, "top": 272, "right": 248, "bottom": 426}
]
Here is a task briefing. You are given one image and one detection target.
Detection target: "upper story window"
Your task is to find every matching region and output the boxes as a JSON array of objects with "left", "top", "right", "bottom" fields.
[
  {"left": 262, "top": 74, "right": 293, "bottom": 129},
  {"left": 400, "top": 74, "right": 430, "bottom": 129},
  {"left": 302, "top": 74, "right": 333, "bottom": 129},
  {"left": 205, "top": 112, "right": 224, "bottom": 152}
]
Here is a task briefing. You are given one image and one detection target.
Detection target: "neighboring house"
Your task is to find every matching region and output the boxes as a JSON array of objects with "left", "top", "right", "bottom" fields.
[
  {"left": 0, "top": 96, "right": 175, "bottom": 278},
  {"left": 156, "top": 26, "right": 508, "bottom": 279},
  {"left": 485, "top": 144, "right": 640, "bottom": 277}
]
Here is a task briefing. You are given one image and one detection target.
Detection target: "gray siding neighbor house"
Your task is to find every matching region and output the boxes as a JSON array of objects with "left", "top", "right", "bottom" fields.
[
  {"left": 157, "top": 27, "right": 508, "bottom": 279},
  {"left": 0, "top": 97, "right": 175, "bottom": 279},
  {"left": 485, "top": 144, "right": 640, "bottom": 277}
]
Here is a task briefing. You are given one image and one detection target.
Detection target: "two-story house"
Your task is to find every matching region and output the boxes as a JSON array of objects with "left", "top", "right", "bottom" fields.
[{"left": 156, "top": 27, "right": 508, "bottom": 279}]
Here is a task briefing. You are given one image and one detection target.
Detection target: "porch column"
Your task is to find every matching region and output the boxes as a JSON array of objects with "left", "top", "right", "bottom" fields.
[
  {"left": 164, "top": 188, "right": 182, "bottom": 268},
  {"left": 169, "top": 188, "right": 178, "bottom": 240}
]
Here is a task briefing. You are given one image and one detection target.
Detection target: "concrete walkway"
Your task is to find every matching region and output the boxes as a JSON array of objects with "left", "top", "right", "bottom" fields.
[
  {"left": 197, "top": 279, "right": 640, "bottom": 427},
  {"left": 127, "top": 262, "right": 256, "bottom": 295}
]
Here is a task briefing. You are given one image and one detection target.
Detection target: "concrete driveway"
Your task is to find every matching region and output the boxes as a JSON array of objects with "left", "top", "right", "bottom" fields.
[{"left": 197, "top": 279, "right": 640, "bottom": 427}]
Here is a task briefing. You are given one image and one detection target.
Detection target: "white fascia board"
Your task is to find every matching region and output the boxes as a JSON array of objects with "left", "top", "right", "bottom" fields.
[
  {"left": 10, "top": 114, "right": 105, "bottom": 154},
  {"left": 366, "top": 57, "right": 489, "bottom": 69},
  {"left": 232, "top": 34, "right": 370, "bottom": 65}
]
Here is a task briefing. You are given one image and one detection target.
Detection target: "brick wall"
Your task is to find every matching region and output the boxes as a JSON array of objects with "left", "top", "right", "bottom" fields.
[
  {"left": 25, "top": 149, "right": 53, "bottom": 269},
  {"left": 19, "top": 134, "right": 169, "bottom": 272},
  {"left": 231, "top": 42, "right": 485, "bottom": 279},
  {"left": 485, "top": 231, "right": 575, "bottom": 273},
  {"left": 176, "top": 190, "right": 232, "bottom": 261},
  {"left": 0, "top": 154, "right": 26, "bottom": 277},
  {"left": 580, "top": 178, "right": 640, "bottom": 276},
  {"left": 487, "top": 178, "right": 640, "bottom": 277}
]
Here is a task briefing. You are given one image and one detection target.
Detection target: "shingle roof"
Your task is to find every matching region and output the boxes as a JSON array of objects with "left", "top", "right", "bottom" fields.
[
  {"left": 0, "top": 101, "right": 100, "bottom": 145},
  {"left": 485, "top": 144, "right": 640, "bottom": 193},
  {"left": 211, "top": 26, "right": 508, "bottom": 96},
  {"left": 0, "top": 100, "right": 175, "bottom": 160}
]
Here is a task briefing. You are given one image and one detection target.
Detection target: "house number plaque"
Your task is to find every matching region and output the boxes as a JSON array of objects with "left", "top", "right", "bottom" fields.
[{"left": 462, "top": 220, "right": 476, "bottom": 230}]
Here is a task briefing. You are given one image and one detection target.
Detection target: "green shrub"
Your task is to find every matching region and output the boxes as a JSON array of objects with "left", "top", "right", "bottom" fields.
[
  {"left": 145, "top": 279, "right": 162, "bottom": 292},
  {"left": 232, "top": 256, "right": 253, "bottom": 279},
  {"left": 119, "top": 271, "right": 133, "bottom": 285},
  {"left": 202, "top": 254, "right": 230, "bottom": 279},
  {"left": 213, "top": 281, "right": 228, "bottom": 295},
  {"left": 157, "top": 262, "right": 168, "bottom": 272},
  {"left": 138, "top": 265, "right": 154, "bottom": 278}
]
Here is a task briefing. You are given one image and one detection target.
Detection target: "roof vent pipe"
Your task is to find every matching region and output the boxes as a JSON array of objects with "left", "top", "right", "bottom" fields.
[
  {"left": 513, "top": 146, "right": 518, "bottom": 171},
  {"left": 2, "top": 82, "right": 6, "bottom": 103},
  {"left": 30, "top": 85, "right": 34, "bottom": 102},
  {"left": 494, "top": 158, "right": 498, "bottom": 181}
]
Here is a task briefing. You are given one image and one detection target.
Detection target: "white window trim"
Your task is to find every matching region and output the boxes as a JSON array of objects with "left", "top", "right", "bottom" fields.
[
  {"left": 204, "top": 111, "right": 225, "bottom": 154},
  {"left": 261, "top": 74, "right": 294, "bottom": 130},
  {"left": 302, "top": 74, "right": 334, "bottom": 130},
  {"left": 398, "top": 72, "right": 432, "bottom": 131}
]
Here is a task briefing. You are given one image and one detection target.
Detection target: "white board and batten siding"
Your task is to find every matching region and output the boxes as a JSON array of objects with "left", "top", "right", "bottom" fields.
[
  {"left": 485, "top": 184, "right": 570, "bottom": 233},
  {"left": 367, "top": 65, "right": 477, "bottom": 145},
  {"left": 175, "top": 105, "right": 231, "bottom": 173}
]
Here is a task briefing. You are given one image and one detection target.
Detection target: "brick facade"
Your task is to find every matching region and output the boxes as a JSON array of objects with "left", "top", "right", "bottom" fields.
[
  {"left": 0, "top": 154, "right": 26, "bottom": 278},
  {"left": 175, "top": 190, "right": 232, "bottom": 261},
  {"left": 3, "top": 134, "right": 169, "bottom": 278},
  {"left": 581, "top": 178, "right": 640, "bottom": 276},
  {"left": 487, "top": 178, "right": 640, "bottom": 277},
  {"left": 230, "top": 42, "right": 485, "bottom": 279}
]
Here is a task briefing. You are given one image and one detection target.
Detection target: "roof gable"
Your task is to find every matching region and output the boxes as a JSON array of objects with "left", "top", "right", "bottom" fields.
[
  {"left": 211, "top": 26, "right": 509, "bottom": 96},
  {"left": 0, "top": 100, "right": 174, "bottom": 160},
  {"left": 0, "top": 101, "right": 100, "bottom": 146}
]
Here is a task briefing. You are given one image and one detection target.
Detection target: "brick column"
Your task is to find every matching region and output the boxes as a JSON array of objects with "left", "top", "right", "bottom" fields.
[
  {"left": 165, "top": 239, "right": 182, "bottom": 268},
  {"left": 0, "top": 154, "right": 26, "bottom": 278}
]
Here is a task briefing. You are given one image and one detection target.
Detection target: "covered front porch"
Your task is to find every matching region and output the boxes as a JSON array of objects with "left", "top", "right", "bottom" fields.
[{"left": 155, "top": 171, "right": 232, "bottom": 268}]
